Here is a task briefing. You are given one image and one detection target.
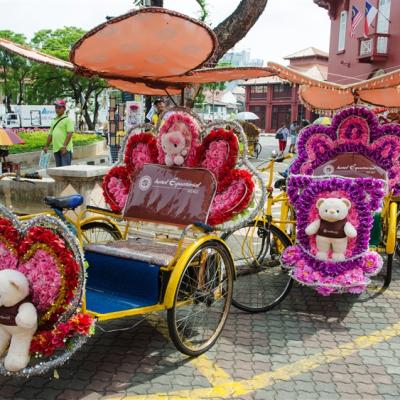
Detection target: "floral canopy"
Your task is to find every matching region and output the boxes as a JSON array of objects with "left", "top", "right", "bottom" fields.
[{"left": 1, "top": 7, "right": 400, "bottom": 112}]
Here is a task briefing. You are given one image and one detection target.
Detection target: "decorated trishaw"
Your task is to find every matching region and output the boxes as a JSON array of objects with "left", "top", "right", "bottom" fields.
[
  {"left": 2, "top": 6, "right": 400, "bottom": 377},
  {"left": 0, "top": 7, "right": 271, "bottom": 374}
]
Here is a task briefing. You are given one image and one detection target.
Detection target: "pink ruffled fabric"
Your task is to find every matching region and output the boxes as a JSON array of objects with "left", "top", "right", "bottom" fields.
[
  {"left": 108, "top": 177, "right": 128, "bottom": 209},
  {"left": 307, "top": 190, "right": 358, "bottom": 257},
  {"left": 131, "top": 143, "right": 154, "bottom": 168},
  {"left": 19, "top": 249, "right": 62, "bottom": 312},
  {"left": 201, "top": 140, "right": 229, "bottom": 176},
  {"left": 210, "top": 181, "right": 246, "bottom": 215}
]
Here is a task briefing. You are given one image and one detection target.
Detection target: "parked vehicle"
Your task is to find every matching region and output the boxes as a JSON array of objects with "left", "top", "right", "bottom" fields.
[{"left": 1, "top": 105, "right": 56, "bottom": 128}]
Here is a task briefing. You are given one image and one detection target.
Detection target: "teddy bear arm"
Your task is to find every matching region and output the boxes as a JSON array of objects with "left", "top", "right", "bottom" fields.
[
  {"left": 174, "top": 155, "right": 185, "bottom": 165},
  {"left": 344, "top": 222, "right": 357, "bottom": 238},
  {"left": 305, "top": 219, "right": 320, "bottom": 236},
  {"left": 16, "top": 303, "right": 38, "bottom": 330}
]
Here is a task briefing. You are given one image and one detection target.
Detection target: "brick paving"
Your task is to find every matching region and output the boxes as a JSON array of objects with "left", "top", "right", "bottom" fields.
[{"left": 0, "top": 261, "right": 399, "bottom": 399}]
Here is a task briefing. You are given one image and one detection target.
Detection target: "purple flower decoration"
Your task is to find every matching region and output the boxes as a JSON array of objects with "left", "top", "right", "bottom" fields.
[{"left": 290, "top": 106, "right": 400, "bottom": 193}]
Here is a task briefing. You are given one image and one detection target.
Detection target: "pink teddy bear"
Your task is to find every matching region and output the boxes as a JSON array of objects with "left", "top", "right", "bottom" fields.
[{"left": 160, "top": 128, "right": 188, "bottom": 167}]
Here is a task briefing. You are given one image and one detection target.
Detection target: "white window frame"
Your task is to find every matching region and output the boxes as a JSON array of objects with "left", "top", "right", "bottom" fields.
[
  {"left": 338, "top": 10, "right": 347, "bottom": 52},
  {"left": 377, "top": 0, "right": 391, "bottom": 34}
]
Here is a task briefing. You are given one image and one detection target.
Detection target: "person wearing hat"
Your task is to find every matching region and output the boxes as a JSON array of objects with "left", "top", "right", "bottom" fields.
[
  {"left": 151, "top": 99, "right": 166, "bottom": 126},
  {"left": 43, "top": 100, "right": 74, "bottom": 167}
]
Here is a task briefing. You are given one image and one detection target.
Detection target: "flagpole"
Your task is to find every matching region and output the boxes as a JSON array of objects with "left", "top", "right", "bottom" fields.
[{"left": 376, "top": 7, "right": 391, "bottom": 24}]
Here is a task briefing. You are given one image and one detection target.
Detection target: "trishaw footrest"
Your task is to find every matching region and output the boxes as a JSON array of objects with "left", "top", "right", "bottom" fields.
[{"left": 86, "top": 287, "right": 157, "bottom": 314}]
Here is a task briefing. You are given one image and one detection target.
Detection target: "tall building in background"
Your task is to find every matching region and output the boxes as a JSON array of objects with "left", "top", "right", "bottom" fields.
[
  {"left": 314, "top": 0, "right": 397, "bottom": 84},
  {"left": 220, "top": 49, "right": 264, "bottom": 67}
]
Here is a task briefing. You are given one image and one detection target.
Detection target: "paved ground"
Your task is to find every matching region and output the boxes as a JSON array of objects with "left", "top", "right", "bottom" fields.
[
  {"left": 1, "top": 265, "right": 400, "bottom": 400},
  {"left": 3, "top": 137, "right": 400, "bottom": 399}
]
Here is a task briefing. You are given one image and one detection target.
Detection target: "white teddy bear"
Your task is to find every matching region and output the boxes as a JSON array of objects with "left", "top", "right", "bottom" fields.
[
  {"left": 305, "top": 197, "right": 357, "bottom": 261},
  {"left": 0, "top": 269, "right": 38, "bottom": 372},
  {"left": 161, "top": 130, "right": 188, "bottom": 167}
]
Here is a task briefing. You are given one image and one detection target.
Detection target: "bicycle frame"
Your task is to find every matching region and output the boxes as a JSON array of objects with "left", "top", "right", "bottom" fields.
[
  {"left": 18, "top": 206, "right": 124, "bottom": 247},
  {"left": 256, "top": 156, "right": 296, "bottom": 239}
]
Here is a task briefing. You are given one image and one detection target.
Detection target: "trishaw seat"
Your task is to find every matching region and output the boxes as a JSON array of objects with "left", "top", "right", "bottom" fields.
[{"left": 84, "top": 236, "right": 178, "bottom": 267}]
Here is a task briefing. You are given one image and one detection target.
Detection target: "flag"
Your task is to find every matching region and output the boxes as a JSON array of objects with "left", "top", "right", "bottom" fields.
[
  {"left": 364, "top": 0, "right": 378, "bottom": 36},
  {"left": 350, "top": 5, "right": 362, "bottom": 38}
]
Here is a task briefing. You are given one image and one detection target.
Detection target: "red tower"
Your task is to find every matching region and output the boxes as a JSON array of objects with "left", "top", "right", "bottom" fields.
[{"left": 315, "top": 0, "right": 398, "bottom": 84}]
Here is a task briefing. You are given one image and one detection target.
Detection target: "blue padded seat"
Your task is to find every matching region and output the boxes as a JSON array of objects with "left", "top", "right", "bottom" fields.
[{"left": 85, "top": 250, "right": 161, "bottom": 314}]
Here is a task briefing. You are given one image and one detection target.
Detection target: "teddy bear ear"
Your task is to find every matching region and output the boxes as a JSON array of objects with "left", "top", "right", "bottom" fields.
[
  {"left": 341, "top": 198, "right": 352, "bottom": 209},
  {"left": 9, "top": 278, "right": 24, "bottom": 293},
  {"left": 316, "top": 198, "right": 325, "bottom": 208}
]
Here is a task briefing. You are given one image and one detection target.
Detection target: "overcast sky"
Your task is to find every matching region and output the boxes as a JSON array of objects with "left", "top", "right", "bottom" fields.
[{"left": 0, "top": 0, "right": 331, "bottom": 64}]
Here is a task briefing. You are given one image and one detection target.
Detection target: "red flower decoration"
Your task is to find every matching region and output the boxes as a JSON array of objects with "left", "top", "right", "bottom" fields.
[
  {"left": 124, "top": 133, "right": 158, "bottom": 174},
  {"left": 102, "top": 166, "right": 131, "bottom": 213}
]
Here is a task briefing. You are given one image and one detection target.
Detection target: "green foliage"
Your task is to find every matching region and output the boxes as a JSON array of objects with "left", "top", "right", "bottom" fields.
[
  {"left": 195, "top": 0, "right": 209, "bottom": 22},
  {"left": 194, "top": 61, "right": 233, "bottom": 107},
  {"left": 0, "top": 27, "right": 107, "bottom": 130},
  {"left": 8, "top": 132, "right": 102, "bottom": 154},
  {"left": 0, "top": 30, "right": 30, "bottom": 107}
]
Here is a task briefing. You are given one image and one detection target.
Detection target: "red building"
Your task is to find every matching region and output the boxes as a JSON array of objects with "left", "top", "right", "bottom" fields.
[
  {"left": 244, "top": 48, "right": 327, "bottom": 132},
  {"left": 315, "top": 0, "right": 398, "bottom": 84}
]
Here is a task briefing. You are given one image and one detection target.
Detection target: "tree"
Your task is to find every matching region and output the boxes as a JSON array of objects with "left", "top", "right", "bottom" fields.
[
  {"left": 27, "top": 27, "right": 107, "bottom": 130},
  {"left": 211, "top": 0, "right": 268, "bottom": 65},
  {"left": 184, "top": 0, "right": 269, "bottom": 106},
  {"left": 0, "top": 30, "right": 30, "bottom": 111}
]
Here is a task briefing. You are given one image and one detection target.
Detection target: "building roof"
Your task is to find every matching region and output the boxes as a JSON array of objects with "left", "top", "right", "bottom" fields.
[
  {"left": 284, "top": 47, "right": 329, "bottom": 60},
  {"left": 242, "top": 75, "right": 287, "bottom": 86},
  {"left": 242, "top": 63, "right": 328, "bottom": 85}
]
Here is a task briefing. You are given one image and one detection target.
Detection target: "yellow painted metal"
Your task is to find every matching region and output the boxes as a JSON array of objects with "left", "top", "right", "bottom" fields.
[
  {"left": 18, "top": 210, "right": 56, "bottom": 221},
  {"left": 86, "top": 303, "right": 166, "bottom": 321},
  {"left": 386, "top": 201, "right": 398, "bottom": 254},
  {"left": 163, "top": 235, "right": 231, "bottom": 309}
]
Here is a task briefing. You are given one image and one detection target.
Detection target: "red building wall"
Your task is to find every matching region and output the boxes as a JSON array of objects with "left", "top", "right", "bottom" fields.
[
  {"left": 324, "top": 0, "right": 400, "bottom": 84},
  {"left": 245, "top": 84, "right": 314, "bottom": 132}
]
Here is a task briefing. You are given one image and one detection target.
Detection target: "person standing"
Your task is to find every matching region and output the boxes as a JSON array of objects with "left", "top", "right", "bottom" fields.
[
  {"left": 289, "top": 120, "right": 299, "bottom": 154},
  {"left": 44, "top": 100, "right": 74, "bottom": 167},
  {"left": 151, "top": 99, "right": 166, "bottom": 126},
  {"left": 275, "top": 122, "right": 289, "bottom": 156}
]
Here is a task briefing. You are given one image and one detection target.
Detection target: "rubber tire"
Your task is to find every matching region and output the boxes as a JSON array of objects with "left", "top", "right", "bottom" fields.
[
  {"left": 80, "top": 221, "right": 122, "bottom": 245},
  {"left": 222, "top": 221, "right": 293, "bottom": 313},
  {"left": 167, "top": 240, "right": 234, "bottom": 357}
]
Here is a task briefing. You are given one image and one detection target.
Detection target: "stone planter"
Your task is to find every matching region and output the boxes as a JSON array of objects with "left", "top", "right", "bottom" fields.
[{"left": 8, "top": 140, "right": 107, "bottom": 169}]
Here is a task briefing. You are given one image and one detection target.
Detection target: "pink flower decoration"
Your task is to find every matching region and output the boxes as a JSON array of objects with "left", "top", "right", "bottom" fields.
[
  {"left": 19, "top": 249, "right": 62, "bottom": 312},
  {"left": 108, "top": 177, "right": 128, "bottom": 209}
]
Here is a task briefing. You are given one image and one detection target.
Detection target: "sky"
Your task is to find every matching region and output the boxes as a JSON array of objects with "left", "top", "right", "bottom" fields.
[{"left": 0, "top": 0, "right": 331, "bottom": 64}]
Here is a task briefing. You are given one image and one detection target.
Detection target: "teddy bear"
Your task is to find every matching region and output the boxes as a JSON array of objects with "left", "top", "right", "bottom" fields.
[
  {"left": 0, "top": 269, "right": 38, "bottom": 372},
  {"left": 305, "top": 197, "right": 357, "bottom": 261},
  {"left": 160, "top": 128, "right": 188, "bottom": 167}
]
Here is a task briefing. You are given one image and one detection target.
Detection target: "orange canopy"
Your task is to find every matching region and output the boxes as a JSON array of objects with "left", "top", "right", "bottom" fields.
[
  {"left": 108, "top": 79, "right": 181, "bottom": 96},
  {"left": 3, "top": 7, "right": 400, "bottom": 109},
  {"left": 71, "top": 8, "right": 217, "bottom": 81},
  {"left": 160, "top": 67, "right": 275, "bottom": 84},
  {"left": 0, "top": 38, "right": 74, "bottom": 70}
]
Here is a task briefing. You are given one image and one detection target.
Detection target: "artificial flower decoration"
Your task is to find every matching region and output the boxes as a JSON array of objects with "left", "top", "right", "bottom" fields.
[
  {"left": 102, "top": 111, "right": 255, "bottom": 226},
  {"left": 290, "top": 106, "right": 400, "bottom": 194},
  {"left": 0, "top": 207, "right": 94, "bottom": 377},
  {"left": 283, "top": 107, "right": 389, "bottom": 296}
]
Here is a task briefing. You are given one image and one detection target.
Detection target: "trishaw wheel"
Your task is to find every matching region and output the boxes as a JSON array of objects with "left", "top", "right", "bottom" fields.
[
  {"left": 222, "top": 221, "right": 293, "bottom": 313},
  {"left": 80, "top": 221, "right": 122, "bottom": 245},
  {"left": 167, "top": 240, "right": 234, "bottom": 356}
]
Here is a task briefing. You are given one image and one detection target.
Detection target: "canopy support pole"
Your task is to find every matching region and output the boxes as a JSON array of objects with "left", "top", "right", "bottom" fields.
[{"left": 165, "top": 89, "right": 178, "bottom": 107}]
